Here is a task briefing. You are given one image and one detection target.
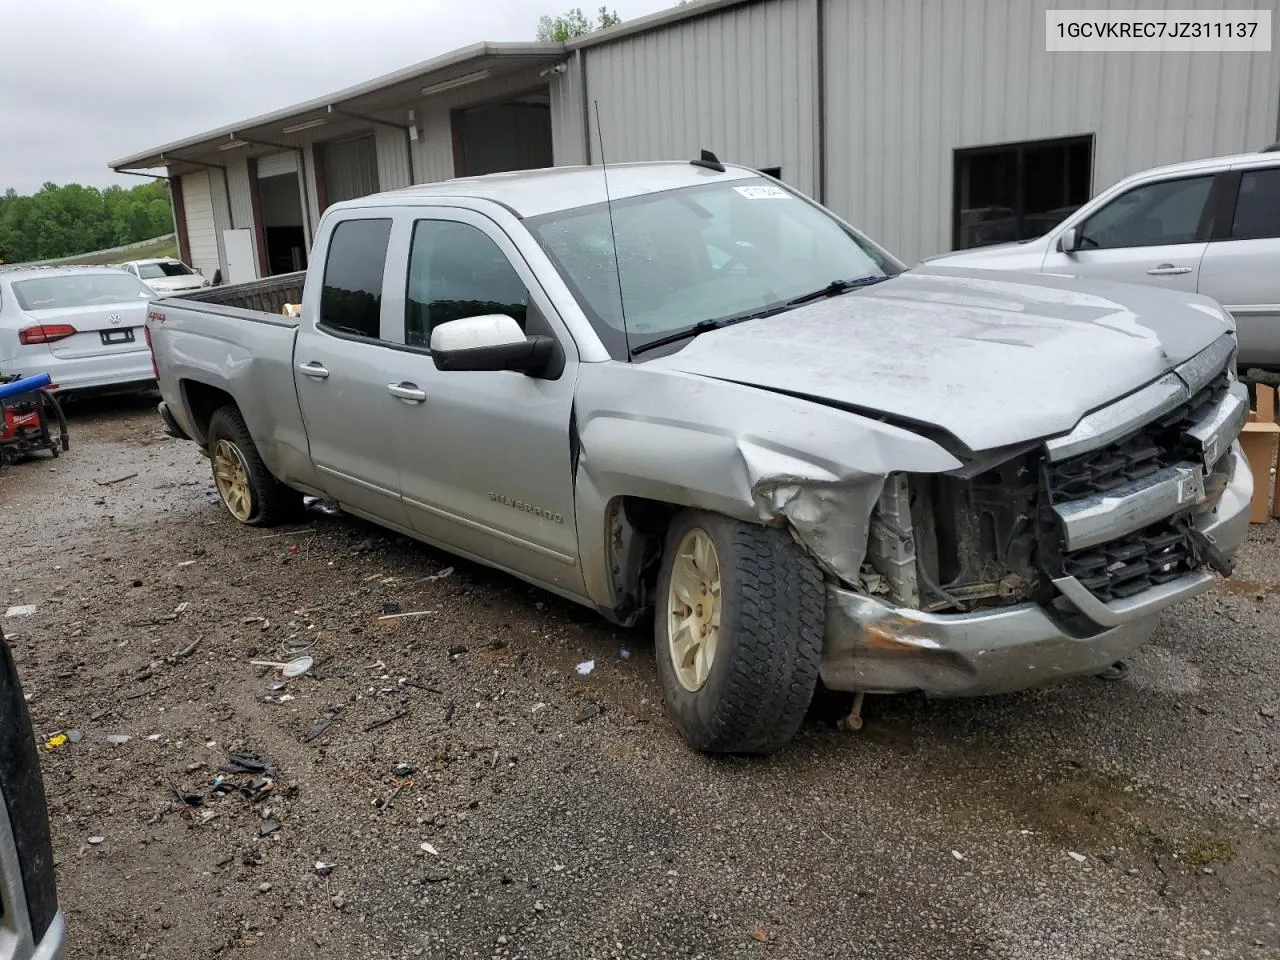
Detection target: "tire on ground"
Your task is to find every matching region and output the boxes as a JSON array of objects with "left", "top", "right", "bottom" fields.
[
  {"left": 655, "top": 509, "right": 824, "bottom": 754},
  {"left": 206, "top": 405, "right": 302, "bottom": 526}
]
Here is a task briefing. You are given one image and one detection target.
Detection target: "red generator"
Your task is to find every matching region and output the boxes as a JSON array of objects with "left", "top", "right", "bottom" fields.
[{"left": 0, "top": 373, "right": 69, "bottom": 467}]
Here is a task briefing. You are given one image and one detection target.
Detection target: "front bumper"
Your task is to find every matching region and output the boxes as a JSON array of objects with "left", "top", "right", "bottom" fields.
[{"left": 821, "top": 443, "right": 1252, "bottom": 697}]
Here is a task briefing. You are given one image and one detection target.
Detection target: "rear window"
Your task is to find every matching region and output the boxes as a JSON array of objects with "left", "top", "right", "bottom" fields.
[
  {"left": 12, "top": 274, "right": 154, "bottom": 311},
  {"left": 137, "top": 261, "right": 194, "bottom": 279},
  {"left": 319, "top": 218, "right": 392, "bottom": 339}
]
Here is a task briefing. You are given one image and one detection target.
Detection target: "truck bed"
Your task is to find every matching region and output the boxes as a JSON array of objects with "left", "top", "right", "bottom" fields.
[
  {"left": 166, "top": 271, "right": 305, "bottom": 319},
  {"left": 147, "top": 270, "right": 322, "bottom": 496}
]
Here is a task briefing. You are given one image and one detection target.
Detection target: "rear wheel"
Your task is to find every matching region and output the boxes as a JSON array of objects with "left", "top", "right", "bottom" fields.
[
  {"left": 207, "top": 406, "right": 301, "bottom": 526},
  {"left": 655, "top": 510, "right": 824, "bottom": 754}
]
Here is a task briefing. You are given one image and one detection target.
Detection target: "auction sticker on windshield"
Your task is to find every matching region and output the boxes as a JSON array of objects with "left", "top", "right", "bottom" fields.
[{"left": 734, "top": 185, "right": 790, "bottom": 200}]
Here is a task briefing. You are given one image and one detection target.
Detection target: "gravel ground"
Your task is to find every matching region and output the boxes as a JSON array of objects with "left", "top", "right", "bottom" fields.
[{"left": 2, "top": 398, "right": 1278, "bottom": 960}]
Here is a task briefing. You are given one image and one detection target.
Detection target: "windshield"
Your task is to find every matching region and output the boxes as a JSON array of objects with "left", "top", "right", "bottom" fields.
[
  {"left": 527, "top": 178, "right": 900, "bottom": 359},
  {"left": 13, "top": 273, "right": 155, "bottom": 311},
  {"left": 137, "top": 261, "right": 193, "bottom": 279}
]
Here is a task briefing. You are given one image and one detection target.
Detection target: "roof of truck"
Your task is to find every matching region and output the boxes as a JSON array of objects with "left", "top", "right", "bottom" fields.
[{"left": 334, "top": 161, "right": 762, "bottom": 220}]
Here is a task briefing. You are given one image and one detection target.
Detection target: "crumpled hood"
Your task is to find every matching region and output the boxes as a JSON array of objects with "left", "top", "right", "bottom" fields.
[{"left": 650, "top": 266, "right": 1233, "bottom": 452}]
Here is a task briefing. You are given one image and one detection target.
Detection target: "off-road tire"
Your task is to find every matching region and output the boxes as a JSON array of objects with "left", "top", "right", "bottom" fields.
[
  {"left": 207, "top": 405, "right": 302, "bottom": 526},
  {"left": 655, "top": 510, "right": 824, "bottom": 754}
]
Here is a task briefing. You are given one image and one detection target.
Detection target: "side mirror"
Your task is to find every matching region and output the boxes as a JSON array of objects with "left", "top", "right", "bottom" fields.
[
  {"left": 429, "top": 315, "right": 554, "bottom": 375},
  {"left": 1057, "top": 226, "right": 1080, "bottom": 254}
]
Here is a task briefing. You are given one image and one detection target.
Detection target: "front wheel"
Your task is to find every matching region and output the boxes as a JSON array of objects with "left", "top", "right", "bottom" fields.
[
  {"left": 655, "top": 510, "right": 824, "bottom": 754},
  {"left": 207, "top": 406, "right": 301, "bottom": 526}
]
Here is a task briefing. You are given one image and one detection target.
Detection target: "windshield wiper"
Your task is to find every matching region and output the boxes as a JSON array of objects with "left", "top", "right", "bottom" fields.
[
  {"left": 630, "top": 301, "right": 798, "bottom": 357},
  {"left": 628, "top": 275, "right": 893, "bottom": 358},
  {"left": 629, "top": 317, "right": 739, "bottom": 357},
  {"left": 785, "top": 274, "right": 891, "bottom": 307}
]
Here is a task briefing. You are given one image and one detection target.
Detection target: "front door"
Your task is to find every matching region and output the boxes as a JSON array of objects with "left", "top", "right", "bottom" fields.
[
  {"left": 293, "top": 216, "right": 410, "bottom": 529},
  {"left": 1042, "top": 173, "right": 1217, "bottom": 295},
  {"left": 383, "top": 210, "right": 584, "bottom": 595}
]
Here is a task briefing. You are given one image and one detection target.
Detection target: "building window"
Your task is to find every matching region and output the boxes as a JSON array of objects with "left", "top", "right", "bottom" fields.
[{"left": 953, "top": 136, "right": 1093, "bottom": 250}]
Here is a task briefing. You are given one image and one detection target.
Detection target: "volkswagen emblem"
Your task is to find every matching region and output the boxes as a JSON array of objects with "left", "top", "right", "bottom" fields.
[{"left": 108, "top": 313, "right": 121, "bottom": 325}]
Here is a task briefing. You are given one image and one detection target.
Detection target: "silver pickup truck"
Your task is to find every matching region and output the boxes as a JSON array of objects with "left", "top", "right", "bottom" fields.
[{"left": 147, "top": 161, "right": 1252, "bottom": 754}]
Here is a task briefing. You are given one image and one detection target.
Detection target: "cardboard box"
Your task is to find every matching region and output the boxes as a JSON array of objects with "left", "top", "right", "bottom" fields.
[
  {"left": 1241, "top": 385, "right": 1280, "bottom": 524},
  {"left": 1240, "top": 422, "right": 1280, "bottom": 523}
]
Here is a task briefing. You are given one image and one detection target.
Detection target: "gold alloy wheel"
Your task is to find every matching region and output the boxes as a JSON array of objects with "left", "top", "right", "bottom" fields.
[
  {"left": 212, "top": 439, "right": 254, "bottom": 522},
  {"left": 667, "top": 527, "right": 723, "bottom": 692}
]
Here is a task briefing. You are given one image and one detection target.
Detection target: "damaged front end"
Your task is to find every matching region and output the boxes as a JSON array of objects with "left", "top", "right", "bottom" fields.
[{"left": 820, "top": 335, "right": 1252, "bottom": 697}]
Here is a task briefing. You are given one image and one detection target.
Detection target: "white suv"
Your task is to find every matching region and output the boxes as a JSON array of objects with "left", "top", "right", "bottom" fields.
[{"left": 927, "top": 148, "right": 1280, "bottom": 369}]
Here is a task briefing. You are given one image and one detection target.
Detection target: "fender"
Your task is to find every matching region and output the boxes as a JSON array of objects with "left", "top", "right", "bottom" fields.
[{"left": 571, "top": 363, "right": 960, "bottom": 616}]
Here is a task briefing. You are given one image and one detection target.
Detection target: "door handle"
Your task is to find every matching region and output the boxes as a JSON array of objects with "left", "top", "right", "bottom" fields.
[
  {"left": 387, "top": 382, "right": 427, "bottom": 403},
  {"left": 1147, "top": 264, "right": 1193, "bottom": 276},
  {"left": 297, "top": 361, "right": 329, "bottom": 379}
]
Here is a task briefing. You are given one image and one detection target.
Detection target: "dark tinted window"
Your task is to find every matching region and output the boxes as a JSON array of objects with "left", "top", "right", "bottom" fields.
[
  {"left": 1231, "top": 168, "right": 1280, "bottom": 241},
  {"left": 405, "top": 220, "right": 527, "bottom": 348},
  {"left": 953, "top": 136, "right": 1092, "bottom": 249},
  {"left": 1079, "top": 176, "right": 1212, "bottom": 250},
  {"left": 319, "top": 218, "right": 392, "bottom": 338}
]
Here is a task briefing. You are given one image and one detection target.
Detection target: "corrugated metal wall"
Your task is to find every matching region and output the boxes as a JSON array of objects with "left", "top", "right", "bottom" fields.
[
  {"left": 375, "top": 126, "right": 413, "bottom": 190},
  {"left": 180, "top": 171, "right": 219, "bottom": 280},
  {"left": 414, "top": 67, "right": 556, "bottom": 182},
  {"left": 302, "top": 144, "right": 321, "bottom": 241},
  {"left": 823, "top": 0, "right": 1280, "bottom": 263},
  {"left": 550, "top": 53, "right": 588, "bottom": 165},
  {"left": 581, "top": 0, "right": 821, "bottom": 196},
  {"left": 225, "top": 157, "right": 259, "bottom": 276},
  {"left": 209, "top": 167, "right": 233, "bottom": 278}
]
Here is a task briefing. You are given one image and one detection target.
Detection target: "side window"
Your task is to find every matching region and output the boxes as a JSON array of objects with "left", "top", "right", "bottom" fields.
[
  {"left": 318, "top": 218, "right": 392, "bottom": 339},
  {"left": 1230, "top": 168, "right": 1280, "bottom": 241},
  {"left": 1079, "top": 176, "right": 1213, "bottom": 250},
  {"left": 405, "top": 220, "right": 528, "bottom": 348}
]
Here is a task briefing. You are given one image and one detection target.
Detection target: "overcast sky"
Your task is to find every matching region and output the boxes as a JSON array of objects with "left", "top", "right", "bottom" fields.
[{"left": 1, "top": 0, "right": 668, "bottom": 194}]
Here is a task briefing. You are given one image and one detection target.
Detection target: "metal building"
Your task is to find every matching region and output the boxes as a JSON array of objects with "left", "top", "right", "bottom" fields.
[{"left": 111, "top": 0, "right": 1280, "bottom": 280}]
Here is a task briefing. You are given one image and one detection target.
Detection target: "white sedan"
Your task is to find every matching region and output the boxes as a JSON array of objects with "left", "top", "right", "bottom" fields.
[
  {"left": 0, "top": 266, "right": 157, "bottom": 394},
  {"left": 119, "top": 257, "right": 209, "bottom": 295}
]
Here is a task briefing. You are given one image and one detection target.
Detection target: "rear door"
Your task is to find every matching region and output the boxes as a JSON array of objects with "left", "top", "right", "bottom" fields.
[
  {"left": 1040, "top": 172, "right": 1218, "bottom": 294},
  {"left": 1197, "top": 163, "right": 1280, "bottom": 368},
  {"left": 293, "top": 216, "right": 412, "bottom": 528}
]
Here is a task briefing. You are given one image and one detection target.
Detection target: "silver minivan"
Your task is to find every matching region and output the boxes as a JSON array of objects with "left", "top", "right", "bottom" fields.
[{"left": 927, "top": 149, "right": 1280, "bottom": 369}]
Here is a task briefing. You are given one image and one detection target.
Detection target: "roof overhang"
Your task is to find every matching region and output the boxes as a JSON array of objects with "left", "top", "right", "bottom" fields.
[{"left": 110, "top": 42, "right": 566, "bottom": 172}]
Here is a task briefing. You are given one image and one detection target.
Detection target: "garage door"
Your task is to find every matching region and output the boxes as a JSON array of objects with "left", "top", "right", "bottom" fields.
[
  {"left": 322, "top": 135, "right": 379, "bottom": 205},
  {"left": 181, "top": 171, "right": 219, "bottom": 280}
]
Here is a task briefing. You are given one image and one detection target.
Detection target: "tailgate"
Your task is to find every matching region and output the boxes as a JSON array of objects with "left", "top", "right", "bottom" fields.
[{"left": 25, "top": 303, "right": 151, "bottom": 360}]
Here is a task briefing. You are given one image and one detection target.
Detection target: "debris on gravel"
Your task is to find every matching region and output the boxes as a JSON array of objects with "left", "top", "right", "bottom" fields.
[{"left": 7, "top": 400, "right": 1280, "bottom": 960}]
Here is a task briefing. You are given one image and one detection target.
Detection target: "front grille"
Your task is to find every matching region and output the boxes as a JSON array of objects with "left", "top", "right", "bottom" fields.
[
  {"left": 1061, "top": 521, "right": 1195, "bottom": 602},
  {"left": 1042, "top": 368, "right": 1231, "bottom": 604},
  {"left": 1046, "top": 371, "right": 1229, "bottom": 500}
]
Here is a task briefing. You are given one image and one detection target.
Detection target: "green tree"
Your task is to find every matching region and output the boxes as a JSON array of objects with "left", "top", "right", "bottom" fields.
[
  {"left": 0, "top": 179, "right": 174, "bottom": 263},
  {"left": 536, "top": 6, "right": 621, "bottom": 42}
]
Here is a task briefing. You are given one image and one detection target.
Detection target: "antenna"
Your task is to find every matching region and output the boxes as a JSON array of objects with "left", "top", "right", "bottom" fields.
[{"left": 592, "top": 99, "right": 632, "bottom": 359}]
